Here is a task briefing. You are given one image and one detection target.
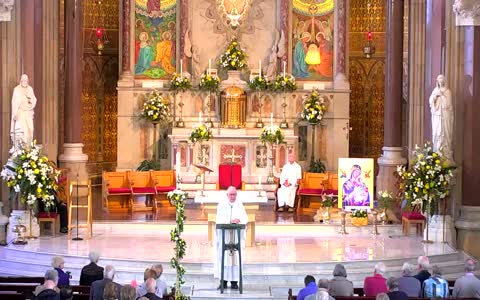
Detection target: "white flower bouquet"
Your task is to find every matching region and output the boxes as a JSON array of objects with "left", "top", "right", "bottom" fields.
[
  {"left": 300, "top": 89, "right": 328, "bottom": 125},
  {"left": 140, "top": 90, "right": 172, "bottom": 124}
]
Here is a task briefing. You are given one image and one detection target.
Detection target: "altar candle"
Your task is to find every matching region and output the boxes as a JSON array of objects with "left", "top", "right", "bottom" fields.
[
  {"left": 283, "top": 61, "right": 286, "bottom": 78},
  {"left": 259, "top": 59, "right": 262, "bottom": 77},
  {"left": 180, "top": 59, "right": 183, "bottom": 78},
  {"left": 270, "top": 113, "right": 273, "bottom": 127},
  {"left": 258, "top": 175, "right": 262, "bottom": 186},
  {"left": 175, "top": 152, "right": 181, "bottom": 179},
  {"left": 199, "top": 112, "right": 202, "bottom": 123},
  {"left": 208, "top": 59, "right": 212, "bottom": 75}
]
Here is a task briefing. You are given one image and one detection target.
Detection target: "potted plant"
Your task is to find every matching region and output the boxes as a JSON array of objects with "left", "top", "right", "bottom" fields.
[
  {"left": 308, "top": 159, "right": 326, "bottom": 173},
  {"left": 321, "top": 194, "right": 334, "bottom": 223},
  {"left": 351, "top": 209, "right": 368, "bottom": 226},
  {"left": 377, "top": 190, "right": 394, "bottom": 224}
]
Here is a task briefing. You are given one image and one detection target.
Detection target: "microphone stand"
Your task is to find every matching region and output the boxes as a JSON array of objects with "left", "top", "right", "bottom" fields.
[{"left": 72, "top": 169, "right": 83, "bottom": 241}]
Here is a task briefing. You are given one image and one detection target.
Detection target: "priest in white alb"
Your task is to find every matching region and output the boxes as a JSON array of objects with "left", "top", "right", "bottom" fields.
[
  {"left": 214, "top": 186, "right": 247, "bottom": 290},
  {"left": 277, "top": 152, "right": 302, "bottom": 212}
]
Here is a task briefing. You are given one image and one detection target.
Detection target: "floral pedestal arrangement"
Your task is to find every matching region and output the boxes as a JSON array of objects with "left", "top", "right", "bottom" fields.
[{"left": 6, "top": 210, "right": 39, "bottom": 241}]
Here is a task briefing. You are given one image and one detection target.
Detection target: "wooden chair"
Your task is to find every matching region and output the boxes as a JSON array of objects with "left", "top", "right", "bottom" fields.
[
  {"left": 402, "top": 211, "right": 426, "bottom": 236},
  {"left": 151, "top": 170, "right": 177, "bottom": 205},
  {"left": 102, "top": 171, "right": 132, "bottom": 211},
  {"left": 129, "top": 171, "right": 156, "bottom": 212},
  {"left": 297, "top": 172, "right": 329, "bottom": 208}
]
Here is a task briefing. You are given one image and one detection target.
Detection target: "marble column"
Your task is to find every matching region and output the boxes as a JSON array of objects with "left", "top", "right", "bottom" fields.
[
  {"left": 334, "top": 0, "right": 349, "bottom": 89},
  {"left": 118, "top": 0, "right": 134, "bottom": 86},
  {"left": 407, "top": 0, "right": 426, "bottom": 155},
  {"left": 377, "top": 0, "right": 407, "bottom": 195},
  {"left": 58, "top": 0, "right": 88, "bottom": 177}
]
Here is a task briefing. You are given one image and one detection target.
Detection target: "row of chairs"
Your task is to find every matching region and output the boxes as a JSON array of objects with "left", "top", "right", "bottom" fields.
[{"left": 102, "top": 170, "right": 176, "bottom": 212}]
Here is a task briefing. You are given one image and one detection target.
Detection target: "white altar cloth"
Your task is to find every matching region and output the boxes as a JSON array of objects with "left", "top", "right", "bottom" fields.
[{"left": 194, "top": 190, "right": 268, "bottom": 204}]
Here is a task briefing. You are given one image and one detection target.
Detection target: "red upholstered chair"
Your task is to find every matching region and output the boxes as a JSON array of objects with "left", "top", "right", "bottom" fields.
[
  {"left": 102, "top": 171, "right": 132, "bottom": 211},
  {"left": 216, "top": 164, "right": 245, "bottom": 190},
  {"left": 402, "top": 211, "right": 426, "bottom": 236},
  {"left": 323, "top": 173, "right": 339, "bottom": 197},
  {"left": 296, "top": 172, "right": 328, "bottom": 209},
  {"left": 129, "top": 171, "right": 156, "bottom": 212}
]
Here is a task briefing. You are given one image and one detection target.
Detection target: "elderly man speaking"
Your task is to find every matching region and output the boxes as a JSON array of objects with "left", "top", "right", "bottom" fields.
[{"left": 213, "top": 186, "right": 247, "bottom": 290}]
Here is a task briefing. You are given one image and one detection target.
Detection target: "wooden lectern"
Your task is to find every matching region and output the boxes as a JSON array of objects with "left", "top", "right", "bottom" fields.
[
  {"left": 216, "top": 223, "right": 245, "bottom": 294},
  {"left": 193, "top": 163, "right": 214, "bottom": 196}
]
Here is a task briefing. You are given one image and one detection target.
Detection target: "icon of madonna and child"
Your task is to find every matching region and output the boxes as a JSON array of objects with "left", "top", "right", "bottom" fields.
[{"left": 341, "top": 164, "right": 371, "bottom": 207}]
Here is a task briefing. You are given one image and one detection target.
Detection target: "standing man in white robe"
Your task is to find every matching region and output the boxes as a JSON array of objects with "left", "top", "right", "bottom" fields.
[
  {"left": 277, "top": 152, "right": 302, "bottom": 212},
  {"left": 214, "top": 186, "right": 247, "bottom": 290},
  {"left": 10, "top": 74, "right": 37, "bottom": 146}
]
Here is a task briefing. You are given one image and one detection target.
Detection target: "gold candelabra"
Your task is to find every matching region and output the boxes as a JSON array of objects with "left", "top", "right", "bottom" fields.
[
  {"left": 255, "top": 91, "right": 264, "bottom": 128},
  {"left": 279, "top": 92, "right": 288, "bottom": 128},
  {"left": 176, "top": 93, "right": 185, "bottom": 127}
]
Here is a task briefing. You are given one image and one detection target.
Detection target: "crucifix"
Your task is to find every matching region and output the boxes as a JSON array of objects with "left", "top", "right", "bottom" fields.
[
  {"left": 223, "top": 148, "right": 243, "bottom": 164},
  {"left": 256, "top": 147, "right": 267, "bottom": 168}
]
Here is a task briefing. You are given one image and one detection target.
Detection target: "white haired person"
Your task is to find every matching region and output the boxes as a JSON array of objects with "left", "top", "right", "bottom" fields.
[
  {"left": 305, "top": 278, "right": 335, "bottom": 300},
  {"left": 276, "top": 152, "right": 302, "bottom": 212},
  {"left": 398, "top": 262, "right": 421, "bottom": 297},
  {"left": 413, "top": 256, "right": 431, "bottom": 285},
  {"left": 90, "top": 265, "right": 122, "bottom": 300},
  {"left": 80, "top": 251, "right": 104, "bottom": 286},
  {"left": 363, "top": 262, "right": 388, "bottom": 297},
  {"left": 142, "top": 278, "right": 162, "bottom": 300},
  {"left": 51, "top": 256, "right": 70, "bottom": 287},
  {"left": 34, "top": 269, "right": 59, "bottom": 297},
  {"left": 151, "top": 264, "right": 168, "bottom": 297},
  {"left": 453, "top": 258, "right": 480, "bottom": 298}
]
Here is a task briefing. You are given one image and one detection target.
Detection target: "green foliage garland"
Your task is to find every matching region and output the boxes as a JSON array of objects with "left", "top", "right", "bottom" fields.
[{"left": 167, "top": 190, "right": 190, "bottom": 300}]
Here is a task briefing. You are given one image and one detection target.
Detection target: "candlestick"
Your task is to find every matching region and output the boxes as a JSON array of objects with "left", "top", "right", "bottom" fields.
[
  {"left": 180, "top": 59, "right": 183, "bottom": 78},
  {"left": 283, "top": 61, "right": 286, "bottom": 78},
  {"left": 270, "top": 113, "right": 273, "bottom": 127},
  {"left": 259, "top": 59, "right": 262, "bottom": 77},
  {"left": 208, "top": 59, "right": 211, "bottom": 75},
  {"left": 199, "top": 112, "right": 202, "bottom": 124},
  {"left": 258, "top": 175, "right": 262, "bottom": 186},
  {"left": 175, "top": 152, "right": 181, "bottom": 182}
]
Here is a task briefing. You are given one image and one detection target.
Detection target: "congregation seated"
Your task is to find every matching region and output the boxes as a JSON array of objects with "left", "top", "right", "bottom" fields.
[
  {"left": 305, "top": 278, "right": 335, "bottom": 300},
  {"left": 329, "top": 264, "right": 353, "bottom": 297},
  {"left": 413, "top": 256, "right": 431, "bottom": 286},
  {"left": 422, "top": 265, "right": 448, "bottom": 298},
  {"left": 90, "top": 265, "right": 122, "bottom": 300},
  {"left": 297, "top": 275, "right": 318, "bottom": 300},
  {"left": 136, "top": 268, "right": 164, "bottom": 298},
  {"left": 386, "top": 277, "right": 408, "bottom": 300},
  {"left": 79, "top": 251, "right": 103, "bottom": 286},
  {"left": 103, "top": 282, "right": 119, "bottom": 300},
  {"left": 363, "top": 262, "right": 387, "bottom": 297},
  {"left": 397, "top": 262, "right": 421, "bottom": 297},
  {"left": 35, "top": 279, "right": 59, "bottom": 300},
  {"left": 139, "top": 278, "right": 162, "bottom": 300},
  {"left": 34, "top": 269, "right": 60, "bottom": 298},
  {"left": 120, "top": 284, "right": 137, "bottom": 300},
  {"left": 51, "top": 256, "right": 70, "bottom": 287},
  {"left": 151, "top": 264, "right": 168, "bottom": 297},
  {"left": 453, "top": 258, "right": 480, "bottom": 298}
]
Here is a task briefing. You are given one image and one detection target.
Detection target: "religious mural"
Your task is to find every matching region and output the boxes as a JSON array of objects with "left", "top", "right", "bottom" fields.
[
  {"left": 291, "top": 0, "right": 334, "bottom": 81},
  {"left": 134, "top": 0, "right": 177, "bottom": 79},
  {"left": 338, "top": 158, "right": 374, "bottom": 210}
]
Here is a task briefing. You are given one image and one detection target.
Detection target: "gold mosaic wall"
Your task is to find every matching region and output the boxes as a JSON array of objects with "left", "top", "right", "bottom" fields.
[{"left": 348, "top": 0, "right": 386, "bottom": 159}]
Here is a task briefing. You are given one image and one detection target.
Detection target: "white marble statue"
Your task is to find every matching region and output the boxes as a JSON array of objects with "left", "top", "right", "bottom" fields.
[
  {"left": 10, "top": 74, "right": 37, "bottom": 146},
  {"left": 429, "top": 74, "right": 454, "bottom": 161}
]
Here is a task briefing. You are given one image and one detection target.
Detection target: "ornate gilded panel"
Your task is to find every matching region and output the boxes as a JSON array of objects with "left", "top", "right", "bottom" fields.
[{"left": 349, "top": 0, "right": 386, "bottom": 54}]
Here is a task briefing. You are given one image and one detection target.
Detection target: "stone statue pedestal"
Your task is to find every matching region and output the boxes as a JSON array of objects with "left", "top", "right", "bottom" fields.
[
  {"left": 6, "top": 210, "right": 39, "bottom": 242},
  {"left": 426, "top": 214, "right": 456, "bottom": 246},
  {"left": 220, "top": 70, "right": 248, "bottom": 90}
]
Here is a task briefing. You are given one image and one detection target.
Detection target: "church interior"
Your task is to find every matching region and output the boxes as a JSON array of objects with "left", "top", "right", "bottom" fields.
[{"left": 0, "top": 0, "right": 480, "bottom": 299}]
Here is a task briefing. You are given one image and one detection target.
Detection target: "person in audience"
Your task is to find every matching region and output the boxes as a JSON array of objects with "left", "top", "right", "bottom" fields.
[
  {"left": 120, "top": 284, "right": 137, "bottom": 300},
  {"left": 414, "top": 255, "right": 431, "bottom": 285},
  {"left": 51, "top": 256, "right": 70, "bottom": 287},
  {"left": 397, "top": 262, "right": 421, "bottom": 297},
  {"left": 453, "top": 258, "right": 480, "bottom": 298},
  {"left": 35, "top": 269, "right": 60, "bottom": 297},
  {"left": 363, "top": 262, "right": 388, "bottom": 297},
  {"left": 297, "top": 275, "right": 318, "bottom": 300},
  {"left": 79, "top": 251, "right": 104, "bottom": 286},
  {"left": 137, "top": 268, "right": 163, "bottom": 298},
  {"left": 375, "top": 293, "right": 390, "bottom": 300},
  {"left": 151, "top": 264, "right": 168, "bottom": 297},
  {"left": 35, "top": 279, "right": 60, "bottom": 300},
  {"left": 328, "top": 264, "right": 354, "bottom": 296},
  {"left": 103, "top": 282, "right": 118, "bottom": 300},
  {"left": 305, "top": 278, "right": 335, "bottom": 300},
  {"left": 141, "top": 278, "right": 162, "bottom": 300},
  {"left": 90, "top": 265, "right": 122, "bottom": 300},
  {"left": 386, "top": 277, "right": 408, "bottom": 300},
  {"left": 422, "top": 265, "right": 449, "bottom": 298}
]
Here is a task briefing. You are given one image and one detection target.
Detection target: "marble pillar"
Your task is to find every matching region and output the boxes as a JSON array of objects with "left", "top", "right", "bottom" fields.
[
  {"left": 334, "top": 0, "right": 349, "bottom": 89},
  {"left": 58, "top": 0, "right": 88, "bottom": 178},
  {"left": 118, "top": 0, "right": 134, "bottom": 86},
  {"left": 377, "top": 0, "right": 407, "bottom": 195}
]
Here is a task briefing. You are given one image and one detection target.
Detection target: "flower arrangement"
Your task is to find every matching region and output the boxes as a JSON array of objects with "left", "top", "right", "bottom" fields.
[
  {"left": 198, "top": 73, "right": 220, "bottom": 93},
  {"left": 189, "top": 123, "right": 213, "bottom": 144},
  {"left": 218, "top": 39, "right": 248, "bottom": 71},
  {"left": 167, "top": 189, "right": 190, "bottom": 300},
  {"left": 272, "top": 74, "right": 297, "bottom": 92},
  {"left": 248, "top": 75, "right": 271, "bottom": 91},
  {"left": 351, "top": 209, "right": 368, "bottom": 218},
  {"left": 140, "top": 91, "right": 171, "bottom": 124},
  {"left": 322, "top": 194, "right": 334, "bottom": 208},
  {"left": 169, "top": 73, "right": 192, "bottom": 92},
  {"left": 300, "top": 89, "right": 328, "bottom": 125},
  {"left": 259, "top": 125, "right": 284, "bottom": 145},
  {"left": 1, "top": 141, "right": 60, "bottom": 211},
  {"left": 397, "top": 142, "right": 455, "bottom": 215},
  {"left": 377, "top": 190, "right": 394, "bottom": 210}
]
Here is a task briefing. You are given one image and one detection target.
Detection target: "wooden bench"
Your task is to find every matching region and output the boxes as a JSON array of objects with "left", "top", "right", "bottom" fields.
[
  {"left": 102, "top": 171, "right": 132, "bottom": 211},
  {"left": 129, "top": 171, "right": 157, "bottom": 212},
  {"left": 151, "top": 170, "right": 176, "bottom": 205},
  {"left": 297, "top": 172, "right": 329, "bottom": 208}
]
